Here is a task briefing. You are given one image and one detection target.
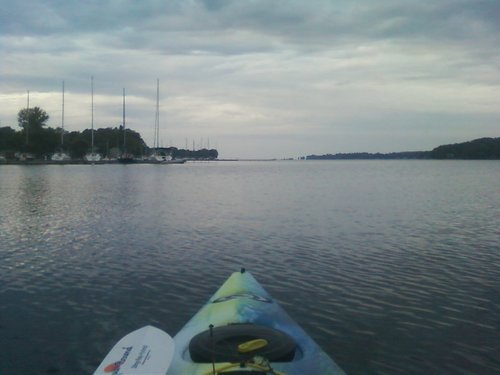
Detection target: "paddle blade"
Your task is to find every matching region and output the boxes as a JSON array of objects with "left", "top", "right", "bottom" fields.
[{"left": 93, "top": 325, "right": 174, "bottom": 375}]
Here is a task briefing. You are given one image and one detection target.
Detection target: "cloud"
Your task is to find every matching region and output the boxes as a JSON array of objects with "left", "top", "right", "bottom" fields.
[{"left": 1, "top": 0, "right": 499, "bottom": 158}]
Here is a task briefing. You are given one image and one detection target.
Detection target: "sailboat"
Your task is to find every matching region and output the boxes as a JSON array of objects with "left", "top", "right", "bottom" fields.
[
  {"left": 84, "top": 76, "right": 102, "bottom": 162},
  {"left": 149, "top": 79, "right": 185, "bottom": 164},
  {"left": 118, "top": 88, "right": 135, "bottom": 163},
  {"left": 19, "top": 90, "right": 35, "bottom": 161},
  {"left": 150, "top": 79, "right": 172, "bottom": 163},
  {"left": 51, "top": 80, "right": 71, "bottom": 162}
]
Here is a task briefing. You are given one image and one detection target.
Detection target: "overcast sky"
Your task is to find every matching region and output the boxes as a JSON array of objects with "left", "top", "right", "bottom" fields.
[{"left": 1, "top": 0, "right": 499, "bottom": 158}]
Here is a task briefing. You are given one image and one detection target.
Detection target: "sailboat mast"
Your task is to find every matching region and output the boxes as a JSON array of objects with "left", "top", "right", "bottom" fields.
[
  {"left": 155, "top": 78, "right": 160, "bottom": 150},
  {"left": 61, "top": 81, "right": 65, "bottom": 146},
  {"left": 122, "top": 88, "right": 126, "bottom": 154},
  {"left": 91, "top": 76, "right": 94, "bottom": 153},
  {"left": 26, "top": 90, "right": 30, "bottom": 145}
]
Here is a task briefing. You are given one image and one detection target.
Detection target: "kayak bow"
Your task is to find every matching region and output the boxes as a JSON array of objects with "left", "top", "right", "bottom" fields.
[{"left": 166, "top": 268, "right": 346, "bottom": 375}]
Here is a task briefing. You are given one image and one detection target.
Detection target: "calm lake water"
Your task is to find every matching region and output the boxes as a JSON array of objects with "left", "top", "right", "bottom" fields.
[{"left": 0, "top": 161, "right": 499, "bottom": 375}]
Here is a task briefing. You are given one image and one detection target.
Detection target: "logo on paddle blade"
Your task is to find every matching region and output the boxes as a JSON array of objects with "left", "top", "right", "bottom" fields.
[
  {"left": 104, "top": 362, "right": 120, "bottom": 373},
  {"left": 103, "top": 346, "right": 133, "bottom": 373}
]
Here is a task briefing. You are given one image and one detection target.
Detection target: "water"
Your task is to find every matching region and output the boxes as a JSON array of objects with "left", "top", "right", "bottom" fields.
[{"left": 0, "top": 161, "right": 499, "bottom": 375}]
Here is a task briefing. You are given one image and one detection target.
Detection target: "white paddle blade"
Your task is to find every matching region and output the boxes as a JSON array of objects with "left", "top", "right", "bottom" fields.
[{"left": 93, "top": 325, "right": 174, "bottom": 375}]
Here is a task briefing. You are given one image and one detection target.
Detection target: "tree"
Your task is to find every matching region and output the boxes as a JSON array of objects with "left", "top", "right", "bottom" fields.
[
  {"left": 18, "top": 107, "right": 49, "bottom": 130},
  {"left": 17, "top": 107, "right": 50, "bottom": 147}
]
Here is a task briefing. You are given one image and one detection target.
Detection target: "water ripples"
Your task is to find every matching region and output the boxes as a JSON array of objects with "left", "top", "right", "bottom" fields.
[{"left": 0, "top": 161, "right": 499, "bottom": 374}]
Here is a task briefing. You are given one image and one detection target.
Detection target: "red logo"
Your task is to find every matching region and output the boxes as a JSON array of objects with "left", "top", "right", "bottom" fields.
[
  {"left": 102, "top": 346, "right": 133, "bottom": 373},
  {"left": 104, "top": 361, "right": 121, "bottom": 373}
]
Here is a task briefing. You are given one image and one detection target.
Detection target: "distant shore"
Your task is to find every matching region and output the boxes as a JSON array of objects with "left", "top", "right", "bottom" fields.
[{"left": 305, "top": 137, "right": 500, "bottom": 160}]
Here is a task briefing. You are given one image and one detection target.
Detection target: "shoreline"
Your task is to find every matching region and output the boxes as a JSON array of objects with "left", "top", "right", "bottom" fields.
[{"left": 0, "top": 159, "right": 189, "bottom": 165}]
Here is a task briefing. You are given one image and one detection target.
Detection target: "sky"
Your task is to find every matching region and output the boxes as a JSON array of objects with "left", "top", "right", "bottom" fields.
[{"left": 1, "top": 0, "right": 499, "bottom": 159}]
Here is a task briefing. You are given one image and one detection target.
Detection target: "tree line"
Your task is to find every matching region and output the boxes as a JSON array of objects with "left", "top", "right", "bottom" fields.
[
  {"left": 429, "top": 137, "right": 500, "bottom": 159},
  {"left": 0, "top": 106, "right": 218, "bottom": 160},
  {"left": 306, "top": 138, "right": 500, "bottom": 160}
]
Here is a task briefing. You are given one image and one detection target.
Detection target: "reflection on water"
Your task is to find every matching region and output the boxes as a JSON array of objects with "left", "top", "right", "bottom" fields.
[
  {"left": 0, "top": 161, "right": 499, "bottom": 374},
  {"left": 19, "top": 169, "right": 49, "bottom": 215}
]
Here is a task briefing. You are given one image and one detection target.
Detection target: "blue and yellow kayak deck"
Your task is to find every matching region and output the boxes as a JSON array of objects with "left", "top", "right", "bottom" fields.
[{"left": 166, "top": 269, "right": 346, "bottom": 375}]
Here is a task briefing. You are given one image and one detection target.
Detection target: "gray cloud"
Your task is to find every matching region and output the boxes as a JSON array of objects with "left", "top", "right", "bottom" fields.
[{"left": 1, "top": 0, "right": 499, "bottom": 158}]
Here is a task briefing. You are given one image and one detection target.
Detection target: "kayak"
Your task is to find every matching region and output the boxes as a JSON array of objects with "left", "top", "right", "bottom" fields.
[{"left": 94, "top": 268, "right": 346, "bottom": 374}]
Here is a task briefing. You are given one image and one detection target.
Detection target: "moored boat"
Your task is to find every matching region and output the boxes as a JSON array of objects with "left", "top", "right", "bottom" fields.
[
  {"left": 84, "top": 152, "right": 102, "bottom": 162},
  {"left": 51, "top": 151, "right": 71, "bottom": 161},
  {"left": 51, "top": 81, "right": 71, "bottom": 162},
  {"left": 149, "top": 80, "right": 186, "bottom": 165},
  {"left": 84, "top": 76, "right": 102, "bottom": 163},
  {"left": 94, "top": 269, "right": 346, "bottom": 375},
  {"left": 117, "top": 88, "right": 136, "bottom": 164}
]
